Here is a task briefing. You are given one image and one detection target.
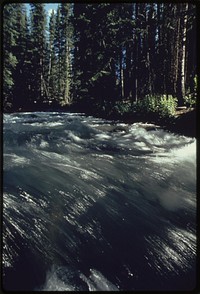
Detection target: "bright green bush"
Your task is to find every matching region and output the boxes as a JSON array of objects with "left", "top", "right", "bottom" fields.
[
  {"left": 136, "top": 94, "right": 178, "bottom": 118},
  {"left": 184, "top": 75, "right": 197, "bottom": 107},
  {"left": 159, "top": 95, "right": 177, "bottom": 117}
]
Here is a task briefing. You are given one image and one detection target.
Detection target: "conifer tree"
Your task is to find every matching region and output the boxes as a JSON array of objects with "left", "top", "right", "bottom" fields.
[
  {"left": 53, "top": 5, "right": 62, "bottom": 103},
  {"left": 12, "top": 4, "right": 30, "bottom": 111},
  {"left": 29, "top": 3, "right": 47, "bottom": 108},
  {"left": 48, "top": 10, "right": 57, "bottom": 103},
  {"left": 2, "top": 3, "right": 196, "bottom": 113},
  {"left": 3, "top": 4, "right": 18, "bottom": 111},
  {"left": 60, "top": 3, "right": 73, "bottom": 106},
  {"left": 73, "top": 4, "right": 119, "bottom": 113}
]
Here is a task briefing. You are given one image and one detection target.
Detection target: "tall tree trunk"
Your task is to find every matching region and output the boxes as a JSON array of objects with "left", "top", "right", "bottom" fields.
[
  {"left": 133, "top": 3, "right": 139, "bottom": 103},
  {"left": 40, "top": 57, "right": 43, "bottom": 99},
  {"left": 125, "top": 42, "right": 132, "bottom": 100},
  {"left": 64, "top": 40, "right": 71, "bottom": 104},
  {"left": 180, "top": 3, "right": 188, "bottom": 104},
  {"left": 119, "top": 48, "right": 124, "bottom": 100},
  {"left": 174, "top": 7, "right": 180, "bottom": 96}
]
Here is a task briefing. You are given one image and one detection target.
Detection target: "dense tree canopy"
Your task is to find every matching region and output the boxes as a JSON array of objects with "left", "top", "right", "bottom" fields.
[{"left": 3, "top": 3, "right": 197, "bottom": 117}]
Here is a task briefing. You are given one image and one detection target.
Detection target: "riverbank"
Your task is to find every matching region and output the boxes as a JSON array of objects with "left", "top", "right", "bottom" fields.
[
  {"left": 162, "top": 108, "right": 196, "bottom": 138},
  {"left": 104, "top": 108, "right": 196, "bottom": 138},
  {"left": 3, "top": 106, "right": 196, "bottom": 138}
]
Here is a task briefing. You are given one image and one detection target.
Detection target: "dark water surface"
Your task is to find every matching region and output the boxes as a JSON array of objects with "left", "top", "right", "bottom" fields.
[{"left": 3, "top": 112, "right": 196, "bottom": 291}]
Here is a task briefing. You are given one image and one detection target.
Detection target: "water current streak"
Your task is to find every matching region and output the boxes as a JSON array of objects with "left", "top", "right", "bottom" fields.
[{"left": 3, "top": 112, "right": 196, "bottom": 291}]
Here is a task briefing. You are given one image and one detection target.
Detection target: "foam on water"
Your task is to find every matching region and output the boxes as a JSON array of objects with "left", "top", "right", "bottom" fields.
[
  {"left": 40, "top": 266, "right": 119, "bottom": 291},
  {"left": 3, "top": 112, "right": 196, "bottom": 291},
  {"left": 80, "top": 269, "right": 119, "bottom": 291},
  {"left": 4, "top": 154, "right": 30, "bottom": 169},
  {"left": 170, "top": 140, "right": 196, "bottom": 161}
]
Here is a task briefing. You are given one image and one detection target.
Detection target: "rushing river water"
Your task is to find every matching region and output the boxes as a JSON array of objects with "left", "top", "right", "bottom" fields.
[{"left": 3, "top": 112, "right": 196, "bottom": 291}]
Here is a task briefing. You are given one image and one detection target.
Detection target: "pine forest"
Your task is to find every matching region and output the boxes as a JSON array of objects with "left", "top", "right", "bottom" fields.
[{"left": 3, "top": 3, "right": 197, "bottom": 122}]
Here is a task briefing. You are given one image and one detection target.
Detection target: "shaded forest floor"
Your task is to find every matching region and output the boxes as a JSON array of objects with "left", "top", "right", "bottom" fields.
[{"left": 167, "top": 107, "right": 196, "bottom": 137}]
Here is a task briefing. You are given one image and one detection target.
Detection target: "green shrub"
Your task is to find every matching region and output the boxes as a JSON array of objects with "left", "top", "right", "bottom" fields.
[
  {"left": 136, "top": 94, "right": 177, "bottom": 118},
  {"left": 159, "top": 95, "right": 177, "bottom": 117},
  {"left": 184, "top": 75, "right": 197, "bottom": 107},
  {"left": 136, "top": 95, "right": 158, "bottom": 113},
  {"left": 113, "top": 100, "right": 133, "bottom": 116}
]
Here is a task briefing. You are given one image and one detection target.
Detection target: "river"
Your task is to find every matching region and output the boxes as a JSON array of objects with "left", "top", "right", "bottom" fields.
[{"left": 3, "top": 112, "right": 196, "bottom": 291}]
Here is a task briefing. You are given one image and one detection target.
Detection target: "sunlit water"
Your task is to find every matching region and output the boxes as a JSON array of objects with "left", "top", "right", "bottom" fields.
[{"left": 3, "top": 112, "right": 196, "bottom": 291}]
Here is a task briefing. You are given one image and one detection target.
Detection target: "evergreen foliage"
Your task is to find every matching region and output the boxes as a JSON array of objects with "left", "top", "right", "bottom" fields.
[
  {"left": 2, "top": 3, "right": 197, "bottom": 117},
  {"left": 12, "top": 4, "right": 30, "bottom": 110},
  {"left": 47, "top": 10, "right": 57, "bottom": 103},
  {"left": 3, "top": 4, "right": 18, "bottom": 111},
  {"left": 136, "top": 95, "right": 178, "bottom": 118},
  {"left": 29, "top": 3, "right": 47, "bottom": 108}
]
